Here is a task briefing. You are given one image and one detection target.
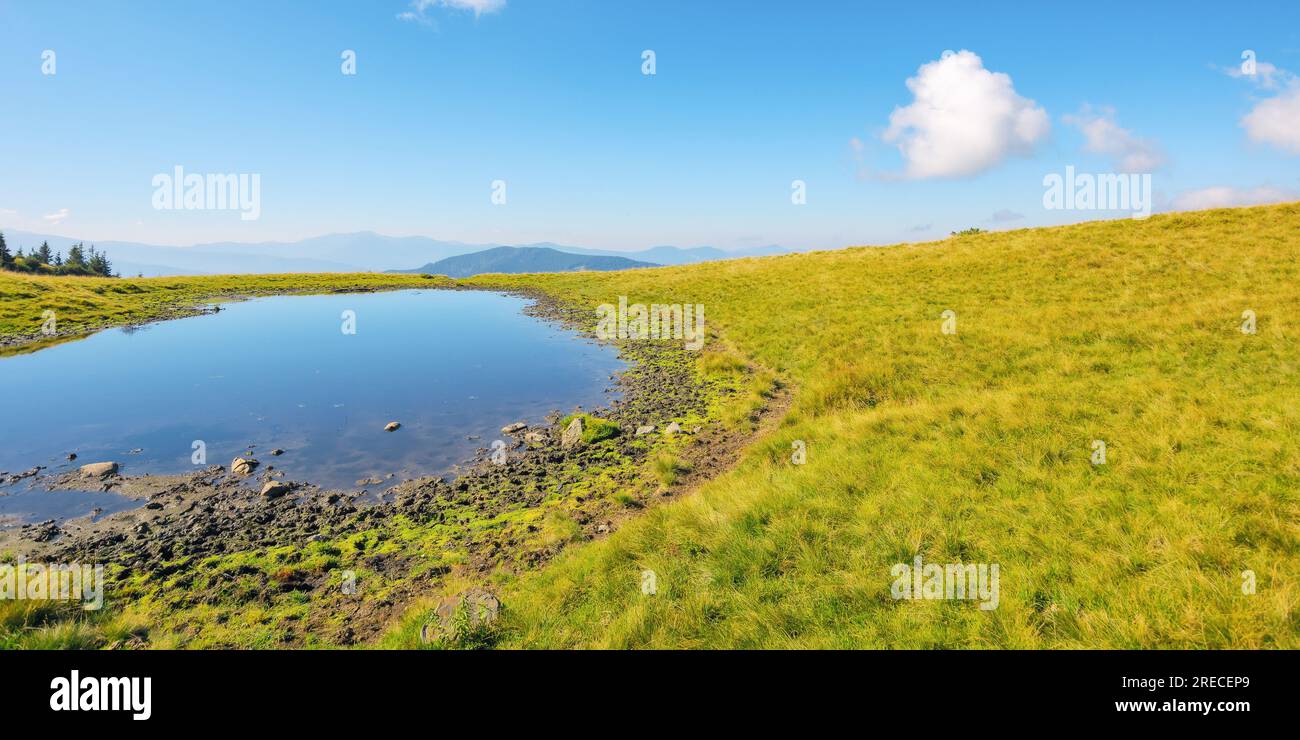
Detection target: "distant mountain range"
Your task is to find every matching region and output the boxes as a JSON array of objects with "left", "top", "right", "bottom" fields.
[
  {"left": 389, "top": 246, "right": 656, "bottom": 277},
  {"left": 0, "top": 229, "right": 794, "bottom": 277}
]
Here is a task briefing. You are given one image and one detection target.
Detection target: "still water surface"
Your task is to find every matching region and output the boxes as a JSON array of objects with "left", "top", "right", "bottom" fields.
[{"left": 0, "top": 290, "right": 622, "bottom": 521}]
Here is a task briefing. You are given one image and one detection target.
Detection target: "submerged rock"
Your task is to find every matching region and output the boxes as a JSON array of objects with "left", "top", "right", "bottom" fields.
[
  {"left": 6, "top": 467, "right": 43, "bottom": 484},
  {"left": 384, "top": 421, "right": 401, "bottom": 432},
  {"left": 230, "top": 457, "right": 258, "bottom": 476},
  {"left": 79, "top": 461, "right": 118, "bottom": 479}
]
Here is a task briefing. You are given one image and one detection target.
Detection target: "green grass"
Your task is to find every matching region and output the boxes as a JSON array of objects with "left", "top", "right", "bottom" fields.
[
  {"left": 4, "top": 203, "right": 1298, "bottom": 649},
  {"left": 437, "top": 203, "right": 1299, "bottom": 649},
  {"left": 650, "top": 454, "right": 691, "bottom": 486},
  {"left": 559, "top": 414, "right": 621, "bottom": 445}
]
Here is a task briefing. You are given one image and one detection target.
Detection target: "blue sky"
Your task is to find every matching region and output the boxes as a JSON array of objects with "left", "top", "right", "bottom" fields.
[{"left": 1, "top": 0, "right": 1298, "bottom": 251}]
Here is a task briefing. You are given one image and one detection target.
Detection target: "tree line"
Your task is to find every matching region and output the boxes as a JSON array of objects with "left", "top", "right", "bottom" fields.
[{"left": 0, "top": 231, "right": 116, "bottom": 277}]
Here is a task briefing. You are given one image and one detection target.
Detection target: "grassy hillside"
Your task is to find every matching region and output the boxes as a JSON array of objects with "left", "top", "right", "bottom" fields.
[
  {"left": 381, "top": 203, "right": 1297, "bottom": 648},
  {"left": 2, "top": 204, "right": 1297, "bottom": 648}
]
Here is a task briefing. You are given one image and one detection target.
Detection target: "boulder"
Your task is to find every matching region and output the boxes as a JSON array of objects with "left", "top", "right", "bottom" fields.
[
  {"left": 230, "top": 457, "right": 258, "bottom": 476},
  {"left": 79, "top": 461, "right": 118, "bottom": 478},
  {"left": 501, "top": 422, "right": 527, "bottom": 434},
  {"left": 635, "top": 425, "right": 655, "bottom": 436},
  {"left": 260, "top": 482, "right": 290, "bottom": 498},
  {"left": 561, "top": 417, "right": 585, "bottom": 449},
  {"left": 270, "top": 448, "right": 284, "bottom": 456},
  {"left": 663, "top": 422, "right": 682, "bottom": 435},
  {"left": 384, "top": 421, "right": 401, "bottom": 432}
]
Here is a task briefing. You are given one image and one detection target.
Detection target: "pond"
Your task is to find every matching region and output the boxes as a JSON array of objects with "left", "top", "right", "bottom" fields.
[{"left": 0, "top": 289, "right": 622, "bottom": 519}]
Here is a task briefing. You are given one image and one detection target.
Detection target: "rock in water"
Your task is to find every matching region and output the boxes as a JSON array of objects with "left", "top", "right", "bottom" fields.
[
  {"left": 260, "top": 482, "right": 290, "bottom": 498},
  {"left": 79, "top": 461, "right": 118, "bottom": 478},
  {"left": 384, "top": 421, "right": 401, "bottom": 432},
  {"left": 270, "top": 448, "right": 284, "bottom": 456},
  {"left": 501, "top": 422, "right": 527, "bottom": 434},
  {"left": 561, "top": 417, "right": 585, "bottom": 449},
  {"left": 230, "top": 457, "right": 259, "bottom": 476}
]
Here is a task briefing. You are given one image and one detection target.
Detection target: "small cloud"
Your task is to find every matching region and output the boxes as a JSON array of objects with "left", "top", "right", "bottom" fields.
[
  {"left": 42, "top": 208, "right": 70, "bottom": 225},
  {"left": 1242, "top": 85, "right": 1300, "bottom": 155},
  {"left": 908, "top": 223, "right": 932, "bottom": 232},
  {"left": 878, "top": 50, "right": 1049, "bottom": 180},
  {"left": 398, "top": 0, "right": 505, "bottom": 24},
  {"left": 1062, "top": 105, "right": 1164, "bottom": 172},
  {"left": 848, "top": 137, "right": 869, "bottom": 179},
  {"left": 1222, "top": 59, "right": 1295, "bottom": 91},
  {"left": 1169, "top": 185, "right": 1297, "bottom": 211},
  {"left": 396, "top": 11, "right": 429, "bottom": 25},
  {"left": 988, "top": 209, "right": 1024, "bottom": 223}
]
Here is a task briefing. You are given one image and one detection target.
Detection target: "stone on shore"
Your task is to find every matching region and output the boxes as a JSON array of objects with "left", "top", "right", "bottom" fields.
[
  {"left": 79, "top": 461, "right": 118, "bottom": 478},
  {"left": 260, "top": 481, "right": 290, "bottom": 498},
  {"left": 561, "top": 417, "right": 585, "bottom": 449}
]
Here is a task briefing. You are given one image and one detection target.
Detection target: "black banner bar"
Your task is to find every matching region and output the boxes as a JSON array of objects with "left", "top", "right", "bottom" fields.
[{"left": 1, "top": 649, "right": 1288, "bottom": 727}]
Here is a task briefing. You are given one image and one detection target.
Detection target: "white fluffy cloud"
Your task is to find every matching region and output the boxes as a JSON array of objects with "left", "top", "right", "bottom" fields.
[
  {"left": 1062, "top": 106, "right": 1164, "bottom": 172},
  {"left": 1169, "top": 186, "right": 1297, "bottom": 211},
  {"left": 880, "top": 50, "right": 1049, "bottom": 179},
  {"left": 1241, "top": 85, "right": 1300, "bottom": 154},
  {"left": 42, "top": 208, "right": 70, "bottom": 225}
]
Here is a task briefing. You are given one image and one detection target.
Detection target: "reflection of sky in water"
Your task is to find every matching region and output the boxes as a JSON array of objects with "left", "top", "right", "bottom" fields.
[
  {"left": 0, "top": 290, "right": 623, "bottom": 490},
  {"left": 0, "top": 483, "right": 143, "bottom": 525}
]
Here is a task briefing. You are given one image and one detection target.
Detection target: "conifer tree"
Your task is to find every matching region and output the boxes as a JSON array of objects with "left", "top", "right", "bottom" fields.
[{"left": 66, "top": 243, "right": 86, "bottom": 267}]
